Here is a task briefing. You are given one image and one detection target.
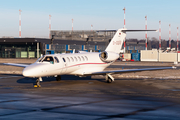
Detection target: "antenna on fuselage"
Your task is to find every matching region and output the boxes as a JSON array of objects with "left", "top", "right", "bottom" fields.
[{"left": 73, "top": 49, "right": 75, "bottom": 53}]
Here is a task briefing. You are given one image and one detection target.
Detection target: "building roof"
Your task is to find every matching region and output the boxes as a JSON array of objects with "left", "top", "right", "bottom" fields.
[
  {"left": 0, "top": 38, "right": 107, "bottom": 46},
  {"left": 0, "top": 38, "right": 50, "bottom": 44}
]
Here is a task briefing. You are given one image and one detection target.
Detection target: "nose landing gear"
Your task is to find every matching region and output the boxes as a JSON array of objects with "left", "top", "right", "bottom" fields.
[{"left": 34, "top": 77, "right": 42, "bottom": 87}]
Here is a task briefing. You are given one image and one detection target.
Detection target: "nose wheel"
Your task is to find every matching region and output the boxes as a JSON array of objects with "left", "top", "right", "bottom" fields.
[{"left": 34, "top": 77, "right": 42, "bottom": 87}]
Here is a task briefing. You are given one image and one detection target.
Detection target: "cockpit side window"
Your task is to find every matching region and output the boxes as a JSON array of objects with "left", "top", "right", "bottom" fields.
[
  {"left": 54, "top": 57, "right": 59, "bottom": 63},
  {"left": 42, "top": 56, "right": 54, "bottom": 64}
]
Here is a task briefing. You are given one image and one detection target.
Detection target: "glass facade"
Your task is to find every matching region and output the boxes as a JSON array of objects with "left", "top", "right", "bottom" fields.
[{"left": 0, "top": 43, "right": 41, "bottom": 58}]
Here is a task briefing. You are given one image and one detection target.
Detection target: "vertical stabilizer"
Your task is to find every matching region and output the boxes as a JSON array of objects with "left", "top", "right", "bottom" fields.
[{"left": 105, "top": 29, "right": 126, "bottom": 54}]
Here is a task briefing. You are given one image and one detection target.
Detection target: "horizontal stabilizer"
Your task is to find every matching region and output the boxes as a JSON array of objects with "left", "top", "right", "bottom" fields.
[
  {"left": 122, "top": 29, "right": 157, "bottom": 32},
  {"left": 97, "top": 29, "right": 157, "bottom": 33}
]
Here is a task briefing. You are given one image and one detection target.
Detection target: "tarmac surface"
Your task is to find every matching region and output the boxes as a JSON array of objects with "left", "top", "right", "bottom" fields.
[{"left": 1, "top": 59, "right": 180, "bottom": 119}]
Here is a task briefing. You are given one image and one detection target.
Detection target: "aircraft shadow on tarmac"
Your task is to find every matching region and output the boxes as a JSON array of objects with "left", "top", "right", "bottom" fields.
[
  {"left": 16, "top": 75, "right": 106, "bottom": 84},
  {"left": 1, "top": 73, "right": 156, "bottom": 85},
  {"left": 16, "top": 75, "right": 150, "bottom": 85}
]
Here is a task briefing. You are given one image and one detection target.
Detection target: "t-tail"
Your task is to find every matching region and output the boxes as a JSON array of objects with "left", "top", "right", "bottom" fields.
[
  {"left": 105, "top": 29, "right": 127, "bottom": 54},
  {"left": 104, "top": 29, "right": 157, "bottom": 54}
]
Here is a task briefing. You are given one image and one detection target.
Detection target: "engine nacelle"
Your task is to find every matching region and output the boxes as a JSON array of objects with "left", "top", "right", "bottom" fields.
[{"left": 99, "top": 51, "right": 119, "bottom": 62}]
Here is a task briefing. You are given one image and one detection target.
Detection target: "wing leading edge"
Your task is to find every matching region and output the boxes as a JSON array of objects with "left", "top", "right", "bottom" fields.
[
  {"left": 84, "top": 67, "right": 176, "bottom": 76},
  {"left": 3, "top": 63, "right": 29, "bottom": 68}
]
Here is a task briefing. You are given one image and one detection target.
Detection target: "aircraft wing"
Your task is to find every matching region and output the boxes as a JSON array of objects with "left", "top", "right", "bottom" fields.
[
  {"left": 84, "top": 67, "right": 176, "bottom": 76},
  {"left": 3, "top": 63, "right": 29, "bottom": 68}
]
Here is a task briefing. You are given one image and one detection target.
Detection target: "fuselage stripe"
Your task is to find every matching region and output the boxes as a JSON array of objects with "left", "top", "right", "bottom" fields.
[{"left": 57, "top": 62, "right": 109, "bottom": 70}]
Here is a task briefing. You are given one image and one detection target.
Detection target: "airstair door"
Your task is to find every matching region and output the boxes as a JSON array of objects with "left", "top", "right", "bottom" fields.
[{"left": 61, "top": 57, "right": 67, "bottom": 74}]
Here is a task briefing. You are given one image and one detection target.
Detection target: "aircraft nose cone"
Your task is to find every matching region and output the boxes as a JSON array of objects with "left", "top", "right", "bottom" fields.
[
  {"left": 22, "top": 64, "right": 39, "bottom": 77},
  {"left": 22, "top": 68, "right": 32, "bottom": 77},
  {"left": 22, "top": 63, "right": 45, "bottom": 77}
]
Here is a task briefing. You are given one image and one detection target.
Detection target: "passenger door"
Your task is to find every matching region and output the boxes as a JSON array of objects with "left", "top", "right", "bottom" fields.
[{"left": 61, "top": 57, "right": 67, "bottom": 73}]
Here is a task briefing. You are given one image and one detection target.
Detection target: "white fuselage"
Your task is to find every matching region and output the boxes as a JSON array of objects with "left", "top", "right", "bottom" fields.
[{"left": 22, "top": 52, "right": 115, "bottom": 78}]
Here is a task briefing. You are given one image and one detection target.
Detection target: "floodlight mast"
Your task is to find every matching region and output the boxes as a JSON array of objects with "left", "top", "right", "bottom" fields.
[
  {"left": 123, "top": 7, "right": 126, "bottom": 53},
  {"left": 72, "top": 19, "right": 73, "bottom": 31},
  {"left": 49, "top": 15, "right": 52, "bottom": 38},
  {"left": 19, "top": 9, "right": 22, "bottom": 38},
  {"left": 169, "top": 24, "right": 171, "bottom": 48},
  {"left": 145, "top": 16, "right": 148, "bottom": 50},
  {"left": 159, "top": 21, "right": 161, "bottom": 50},
  {"left": 177, "top": 27, "right": 179, "bottom": 51}
]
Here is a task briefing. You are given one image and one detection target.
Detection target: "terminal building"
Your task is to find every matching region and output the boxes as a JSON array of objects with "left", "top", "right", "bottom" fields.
[{"left": 0, "top": 38, "right": 48, "bottom": 58}]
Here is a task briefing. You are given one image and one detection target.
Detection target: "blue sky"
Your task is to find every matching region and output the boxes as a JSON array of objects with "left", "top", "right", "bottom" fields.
[{"left": 0, "top": 0, "right": 179, "bottom": 39}]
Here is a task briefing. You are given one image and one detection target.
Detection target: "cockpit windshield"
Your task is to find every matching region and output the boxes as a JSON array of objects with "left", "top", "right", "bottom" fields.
[
  {"left": 36, "top": 55, "right": 44, "bottom": 62},
  {"left": 36, "top": 56, "right": 54, "bottom": 64},
  {"left": 37, "top": 56, "right": 59, "bottom": 64}
]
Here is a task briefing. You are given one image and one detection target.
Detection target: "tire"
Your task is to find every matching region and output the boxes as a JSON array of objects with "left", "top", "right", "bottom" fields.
[
  {"left": 36, "top": 79, "right": 41, "bottom": 87},
  {"left": 107, "top": 77, "right": 112, "bottom": 83},
  {"left": 56, "top": 75, "right": 61, "bottom": 81}
]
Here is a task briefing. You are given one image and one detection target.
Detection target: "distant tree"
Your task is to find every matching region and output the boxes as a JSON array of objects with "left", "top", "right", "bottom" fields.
[
  {"left": 126, "top": 39, "right": 138, "bottom": 42},
  {"left": 161, "top": 40, "right": 167, "bottom": 50},
  {"left": 147, "top": 39, "right": 151, "bottom": 50},
  {"left": 171, "top": 40, "right": 177, "bottom": 49},
  {"left": 151, "top": 37, "right": 159, "bottom": 49},
  {"left": 151, "top": 37, "right": 158, "bottom": 41}
]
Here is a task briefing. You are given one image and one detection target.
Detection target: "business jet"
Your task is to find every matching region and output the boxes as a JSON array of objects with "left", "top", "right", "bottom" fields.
[{"left": 4, "top": 28, "right": 175, "bottom": 87}]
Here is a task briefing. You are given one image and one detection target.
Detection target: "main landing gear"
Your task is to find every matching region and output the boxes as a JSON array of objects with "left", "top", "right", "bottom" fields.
[
  {"left": 56, "top": 75, "right": 61, "bottom": 81},
  {"left": 34, "top": 77, "right": 42, "bottom": 87},
  {"left": 106, "top": 74, "right": 114, "bottom": 83}
]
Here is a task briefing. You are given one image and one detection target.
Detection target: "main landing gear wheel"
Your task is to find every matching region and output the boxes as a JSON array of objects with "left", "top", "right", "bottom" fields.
[
  {"left": 34, "top": 77, "right": 42, "bottom": 87},
  {"left": 107, "top": 77, "right": 112, "bottom": 83},
  {"left": 106, "top": 74, "right": 114, "bottom": 83},
  {"left": 56, "top": 75, "right": 61, "bottom": 81}
]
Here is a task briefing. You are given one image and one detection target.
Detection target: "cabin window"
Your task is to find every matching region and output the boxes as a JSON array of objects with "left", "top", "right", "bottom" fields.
[
  {"left": 67, "top": 57, "right": 70, "bottom": 62},
  {"left": 74, "top": 57, "right": 77, "bottom": 61},
  {"left": 81, "top": 56, "right": 85, "bottom": 61},
  {"left": 54, "top": 57, "right": 59, "bottom": 63},
  {"left": 42, "top": 56, "right": 54, "bottom": 64},
  {"left": 71, "top": 57, "right": 74, "bottom": 62},
  {"left": 62, "top": 58, "right": 66, "bottom": 62},
  {"left": 85, "top": 56, "right": 88, "bottom": 61},
  {"left": 78, "top": 56, "right": 81, "bottom": 61}
]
